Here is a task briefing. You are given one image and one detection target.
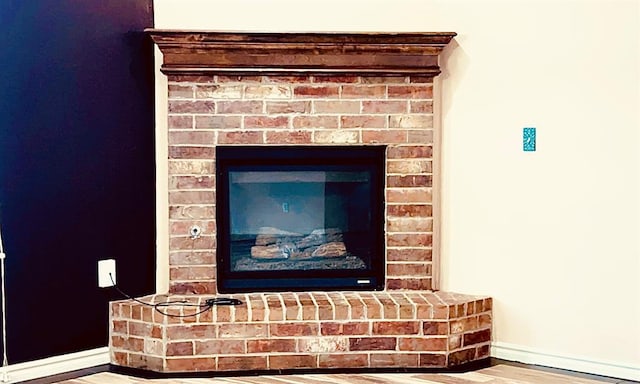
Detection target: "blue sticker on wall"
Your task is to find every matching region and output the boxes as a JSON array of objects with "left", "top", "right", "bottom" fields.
[{"left": 523, "top": 127, "right": 536, "bottom": 152}]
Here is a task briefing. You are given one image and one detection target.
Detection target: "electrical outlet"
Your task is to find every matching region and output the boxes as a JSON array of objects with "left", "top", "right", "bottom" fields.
[{"left": 98, "top": 259, "right": 116, "bottom": 288}]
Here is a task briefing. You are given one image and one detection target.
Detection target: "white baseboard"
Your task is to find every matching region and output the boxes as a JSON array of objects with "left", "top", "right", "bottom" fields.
[
  {"left": 492, "top": 341, "right": 640, "bottom": 382},
  {"left": 0, "top": 347, "right": 109, "bottom": 383}
]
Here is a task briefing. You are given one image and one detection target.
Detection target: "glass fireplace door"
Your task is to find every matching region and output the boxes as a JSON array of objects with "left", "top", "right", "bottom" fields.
[{"left": 216, "top": 146, "right": 385, "bottom": 293}]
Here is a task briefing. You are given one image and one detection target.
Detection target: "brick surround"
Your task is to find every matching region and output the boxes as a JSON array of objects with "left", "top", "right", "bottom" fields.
[
  {"left": 109, "top": 31, "right": 492, "bottom": 374},
  {"left": 166, "top": 74, "right": 437, "bottom": 294}
]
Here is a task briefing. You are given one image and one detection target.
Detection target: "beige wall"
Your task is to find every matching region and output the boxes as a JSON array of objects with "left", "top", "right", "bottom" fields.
[{"left": 154, "top": 0, "right": 640, "bottom": 379}]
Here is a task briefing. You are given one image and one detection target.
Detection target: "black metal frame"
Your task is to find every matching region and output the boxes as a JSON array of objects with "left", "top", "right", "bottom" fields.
[{"left": 216, "top": 146, "right": 386, "bottom": 293}]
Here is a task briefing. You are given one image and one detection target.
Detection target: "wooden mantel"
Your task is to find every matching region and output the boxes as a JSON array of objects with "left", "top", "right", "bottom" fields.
[{"left": 146, "top": 30, "right": 456, "bottom": 76}]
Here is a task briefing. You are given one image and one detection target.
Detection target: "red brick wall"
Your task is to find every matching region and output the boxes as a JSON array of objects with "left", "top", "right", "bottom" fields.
[{"left": 167, "top": 75, "right": 435, "bottom": 294}]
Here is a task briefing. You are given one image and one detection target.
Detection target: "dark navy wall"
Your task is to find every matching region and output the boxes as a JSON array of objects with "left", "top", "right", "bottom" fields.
[{"left": 0, "top": 0, "right": 155, "bottom": 363}]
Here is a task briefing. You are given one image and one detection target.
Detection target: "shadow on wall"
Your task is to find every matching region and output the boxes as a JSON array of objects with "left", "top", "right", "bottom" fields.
[{"left": 438, "top": 37, "right": 469, "bottom": 121}]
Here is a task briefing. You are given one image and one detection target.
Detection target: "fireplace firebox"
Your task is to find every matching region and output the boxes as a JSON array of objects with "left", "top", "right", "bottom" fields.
[{"left": 216, "top": 146, "right": 385, "bottom": 292}]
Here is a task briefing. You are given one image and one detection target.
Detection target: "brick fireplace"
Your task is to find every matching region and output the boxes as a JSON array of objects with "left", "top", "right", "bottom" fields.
[{"left": 109, "top": 31, "right": 493, "bottom": 373}]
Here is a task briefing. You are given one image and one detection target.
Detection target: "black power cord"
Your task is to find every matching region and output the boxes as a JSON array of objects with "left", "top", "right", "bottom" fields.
[{"left": 108, "top": 273, "right": 242, "bottom": 318}]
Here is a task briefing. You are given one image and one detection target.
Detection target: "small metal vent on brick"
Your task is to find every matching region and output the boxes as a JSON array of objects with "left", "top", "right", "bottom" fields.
[{"left": 216, "top": 146, "right": 385, "bottom": 293}]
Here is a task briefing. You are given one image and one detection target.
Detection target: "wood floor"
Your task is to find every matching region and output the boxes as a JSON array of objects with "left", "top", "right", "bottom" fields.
[{"left": 55, "top": 364, "right": 629, "bottom": 384}]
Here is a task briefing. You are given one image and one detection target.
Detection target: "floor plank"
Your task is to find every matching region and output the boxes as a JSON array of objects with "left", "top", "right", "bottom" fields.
[{"left": 53, "top": 365, "right": 621, "bottom": 384}]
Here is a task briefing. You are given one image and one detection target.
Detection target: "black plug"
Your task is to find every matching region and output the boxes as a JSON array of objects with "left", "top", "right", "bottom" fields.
[{"left": 206, "top": 298, "right": 243, "bottom": 306}]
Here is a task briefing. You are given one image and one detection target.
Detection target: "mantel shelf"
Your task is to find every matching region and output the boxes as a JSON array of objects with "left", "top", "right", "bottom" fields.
[{"left": 146, "top": 29, "right": 457, "bottom": 76}]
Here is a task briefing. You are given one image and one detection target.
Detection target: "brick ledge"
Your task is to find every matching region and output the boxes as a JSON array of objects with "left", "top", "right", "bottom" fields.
[{"left": 110, "top": 291, "right": 492, "bottom": 373}]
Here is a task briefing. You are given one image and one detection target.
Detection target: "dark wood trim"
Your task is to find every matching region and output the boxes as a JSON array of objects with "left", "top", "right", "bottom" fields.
[
  {"left": 18, "top": 359, "right": 632, "bottom": 383},
  {"left": 19, "top": 364, "right": 110, "bottom": 384},
  {"left": 146, "top": 30, "right": 456, "bottom": 76},
  {"left": 108, "top": 359, "right": 491, "bottom": 380}
]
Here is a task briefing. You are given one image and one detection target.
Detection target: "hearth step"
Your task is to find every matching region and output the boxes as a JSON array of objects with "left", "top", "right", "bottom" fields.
[{"left": 110, "top": 291, "right": 492, "bottom": 373}]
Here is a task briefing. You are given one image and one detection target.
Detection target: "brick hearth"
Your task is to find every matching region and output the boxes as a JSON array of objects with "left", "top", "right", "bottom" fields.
[
  {"left": 111, "top": 292, "right": 491, "bottom": 372},
  {"left": 109, "top": 31, "right": 493, "bottom": 373}
]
